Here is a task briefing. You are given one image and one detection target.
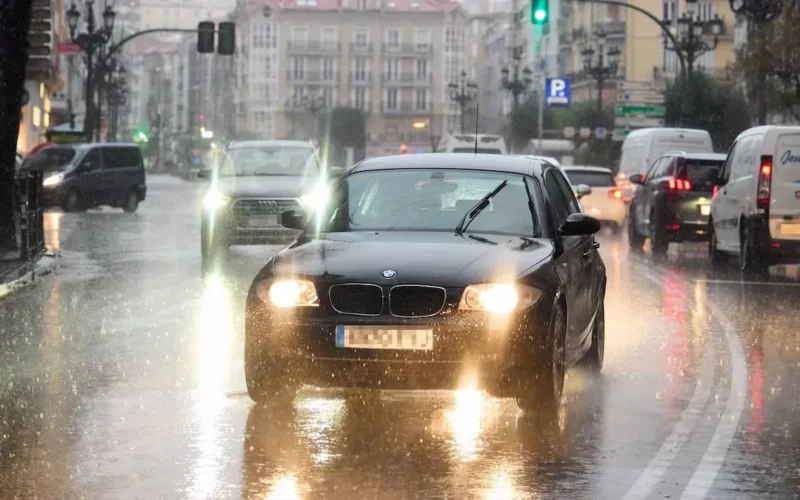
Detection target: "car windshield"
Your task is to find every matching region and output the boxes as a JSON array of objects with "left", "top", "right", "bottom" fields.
[
  {"left": 318, "top": 169, "right": 541, "bottom": 237},
  {"left": 564, "top": 170, "right": 616, "bottom": 187},
  {"left": 22, "top": 147, "right": 77, "bottom": 171},
  {"left": 219, "top": 146, "right": 320, "bottom": 176}
]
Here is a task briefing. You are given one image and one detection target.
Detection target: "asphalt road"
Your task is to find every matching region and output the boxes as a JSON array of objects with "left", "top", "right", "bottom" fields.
[{"left": 1, "top": 175, "right": 800, "bottom": 500}]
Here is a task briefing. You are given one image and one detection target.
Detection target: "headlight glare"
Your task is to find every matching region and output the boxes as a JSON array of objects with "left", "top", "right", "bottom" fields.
[
  {"left": 43, "top": 172, "right": 64, "bottom": 187},
  {"left": 459, "top": 283, "right": 542, "bottom": 313},
  {"left": 300, "top": 185, "right": 329, "bottom": 212},
  {"left": 256, "top": 279, "right": 319, "bottom": 308},
  {"left": 203, "top": 190, "right": 230, "bottom": 210}
]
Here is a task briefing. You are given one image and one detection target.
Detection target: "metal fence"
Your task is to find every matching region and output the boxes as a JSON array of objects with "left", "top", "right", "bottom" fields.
[{"left": 14, "top": 170, "right": 45, "bottom": 262}]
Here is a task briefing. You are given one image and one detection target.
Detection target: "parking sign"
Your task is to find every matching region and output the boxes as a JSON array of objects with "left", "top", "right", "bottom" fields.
[{"left": 545, "top": 78, "right": 571, "bottom": 108}]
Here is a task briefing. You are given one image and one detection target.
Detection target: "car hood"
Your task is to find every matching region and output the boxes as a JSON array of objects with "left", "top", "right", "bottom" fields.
[
  {"left": 269, "top": 231, "right": 554, "bottom": 287},
  {"left": 215, "top": 175, "right": 320, "bottom": 199}
]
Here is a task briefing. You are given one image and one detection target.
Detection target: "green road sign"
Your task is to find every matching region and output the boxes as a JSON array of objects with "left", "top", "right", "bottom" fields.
[{"left": 614, "top": 104, "right": 665, "bottom": 117}]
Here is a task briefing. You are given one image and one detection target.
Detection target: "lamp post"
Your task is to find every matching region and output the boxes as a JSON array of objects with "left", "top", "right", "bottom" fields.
[
  {"left": 581, "top": 31, "right": 621, "bottom": 115},
  {"left": 284, "top": 93, "right": 326, "bottom": 139},
  {"left": 729, "top": 0, "right": 785, "bottom": 125},
  {"left": 106, "top": 62, "right": 128, "bottom": 142},
  {"left": 663, "top": 0, "right": 724, "bottom": 76},
  {"left": 66, "top": 1, "right": 116, "bottom": 142},
  {"left": 448, "top": 71, "right": 478, "bottom": 133},
  {"left": 500, "top": 46, "right": 533, "bottom": 113}
]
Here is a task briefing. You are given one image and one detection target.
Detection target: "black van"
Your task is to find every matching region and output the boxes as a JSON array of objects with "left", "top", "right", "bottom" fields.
[{"left": 27, "top": 143, "right": 147, "bottom": 212}]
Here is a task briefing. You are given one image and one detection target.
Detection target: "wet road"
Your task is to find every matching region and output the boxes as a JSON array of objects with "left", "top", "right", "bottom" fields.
[{"left": 2, "top": 175, "right": 800, "bottom": 499}]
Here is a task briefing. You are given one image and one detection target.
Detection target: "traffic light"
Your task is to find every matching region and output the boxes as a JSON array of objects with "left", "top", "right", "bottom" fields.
[
  {"left": 531, "top": 0, "right": 549, "bottom": 25},
  {"left": 197, "top": 21, "right": 215, "bottom": 53},
  {"left": 27, "top": 0, "right": 53, "bottom": 80},
  {"left": 218, "top": 22, "right": 235, "bottom": 55},
  {"left": 134, "top": 129, "right": 149, "bottom": 143},
  {"left": 400, "top": 143, "right": 408, "bottom": 154}
]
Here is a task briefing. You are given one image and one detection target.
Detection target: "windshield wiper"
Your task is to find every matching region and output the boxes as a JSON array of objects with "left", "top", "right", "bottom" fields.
[
  {"left": 465, "top": 234, "right": 498, "bottom": 245},
  {"left": 454, "top": 180, "right": 507, "bottom": 235}
]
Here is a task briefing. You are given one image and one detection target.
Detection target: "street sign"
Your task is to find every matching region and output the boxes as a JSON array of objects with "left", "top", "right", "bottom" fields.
[
  {"left": 545, "top": 77, "right": 571, "bottom": 108},
  {"left": 614, "top": 116, "right": 665, "bottom": 128},
  {"left": 595, "top": 127, "right": 607, "bottom": 139},
  {"left": 613, "top": 129, "right": 632, "bottom": 141},
  {"left": 617, "top": 91, "right": 665, "bottom": 104},
  {"left": 563, "top": 126, "right": 575, "bottom": 139},
  {"left": 617, "top": 80, "right": 667, "bottom": 92},
  {"left": 614, "top": 104, "right": 665, "bottom": 117},
  {"left": 58, "top": 42, "right": 81, "bottom": 54},
  {"left": 579, "top": 127, "right": 591, "bottom": 139}
]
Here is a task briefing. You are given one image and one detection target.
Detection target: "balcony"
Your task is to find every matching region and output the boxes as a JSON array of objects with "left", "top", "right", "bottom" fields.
[
  {"left": 597, "top": 21, "right": 625, "bottom": 39},
  {"left": 381, "top": 102, "right": 431, "bottom": 115},
  {"left": 381, "top": 43, "right": 433, "bottom": 56},
  {"left": 381, "top": 73, "right": 433, "bottom": 86},
  {"left": 350, "top": 42, "right": 373, "bottom": 54},
  {"left": 349, "top": 73, "right": 372, "bottom": 85},
  {"left": 287, "top": 40, "right": 341, "bottom": 55},
  {"left": 286, "top": 71, "right": 339, "bottom": 84}
]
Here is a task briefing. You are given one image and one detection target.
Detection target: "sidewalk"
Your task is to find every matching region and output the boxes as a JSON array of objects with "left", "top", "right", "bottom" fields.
[{"left": 0, "top": 253, "right": 59, "bottom": 299}]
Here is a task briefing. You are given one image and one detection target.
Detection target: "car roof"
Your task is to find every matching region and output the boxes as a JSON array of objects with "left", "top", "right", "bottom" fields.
[
  {"left": 563, "top": 166, "right": 613, "bottom": 173},
  {"left": 351, "top": 153, "right": 549, "bottom": 177},
  {"left": 663, "top": 152, "right": 727, "bottom": 161},
  {"left": 228, "top": 140, "right": 314, "bottom": 149}
]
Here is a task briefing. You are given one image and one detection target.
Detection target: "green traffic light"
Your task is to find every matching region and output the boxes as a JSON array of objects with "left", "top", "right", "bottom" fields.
[
  {"left": 534, "top": 9, "right": 546, "bottom": 22},
  {"left": 531, "top": 0, "right": 548, "bottom": 25}
]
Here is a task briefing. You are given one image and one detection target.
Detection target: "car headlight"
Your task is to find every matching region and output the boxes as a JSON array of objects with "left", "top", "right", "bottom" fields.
[
  {"left": 300, "top": 185, "right": 329, "bottom": 212},
  {"left": 43, "top": 172, "right": 64, "bottom": 187},
  {"left": 256, "top": 279, "right": 319, "bottom": 308},
  {"left": 203, "top": 190, "right": 231, "bottom": 210},
  {"left": 458, "top": 283, "right": 543, "bottom": 313}
]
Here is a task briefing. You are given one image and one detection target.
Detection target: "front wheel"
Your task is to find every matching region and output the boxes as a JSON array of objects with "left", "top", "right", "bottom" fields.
[
  {"left": 516, "top": 306, "right": 566, "bottom": 413},
  {"left": 245, "top": 336, "right": 301, "bottom": 406},
  {"left": 122, "top": 191, "right": 139, "bottom": 213}
]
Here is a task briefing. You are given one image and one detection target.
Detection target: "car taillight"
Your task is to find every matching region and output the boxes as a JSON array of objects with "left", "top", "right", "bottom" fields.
[
  {"left": 757, "top": 155, "right": 772, "bottom": 210},
  {"left": 712, "top": 185, "right": 719, "bottom": 199},
  {"left": 608, "top": 188, "right": 622, "bottom": 200},
  {"left": 667, "top": 178, "right": 692, "bottom": 191}
]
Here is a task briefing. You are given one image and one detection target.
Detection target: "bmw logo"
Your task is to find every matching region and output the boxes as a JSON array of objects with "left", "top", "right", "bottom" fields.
[{"left": 380, "top": 270, "right": 397, "bottom": 279}]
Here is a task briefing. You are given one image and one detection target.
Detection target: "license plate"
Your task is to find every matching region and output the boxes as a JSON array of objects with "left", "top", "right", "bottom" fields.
[
  {"left": 248, "top": 215, "right": 279, "bottom": 227},
  {"left": 699, "top": 205, "right": 711, "bottom": 216},
  {"left": 335, "top": 325, "right": 433, "bottom": 350},
  {"left": 781, "top": 223, "right": 800, "bottom": 236}
]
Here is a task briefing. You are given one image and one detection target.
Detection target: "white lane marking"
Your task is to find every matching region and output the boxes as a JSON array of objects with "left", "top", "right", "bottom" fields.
[
  {"left": 679, "top": 298, "right": 747, "bottom": 500},
  {"left": 621, "top": 268, "right": 717, "bottom": 500},
  {"left": 695, "top": 279, "right": 800, "bottom": 287}
]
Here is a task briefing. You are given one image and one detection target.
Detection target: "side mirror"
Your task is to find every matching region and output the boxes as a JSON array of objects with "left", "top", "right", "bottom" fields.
[
  {"left": 281, "top": 209, "right": 309, "bottom": 230},
  {"left": 575, "top": 184, "right": 592, "bottom": 200},
  {"left": 328, "top": 166, "right": 345, "bottom": 178},
  {"left": 629, "top": 174, "right": 644, "bottom": 185},
  {"left": 560, "top": 213, "right": 601, "bottom": 236}
]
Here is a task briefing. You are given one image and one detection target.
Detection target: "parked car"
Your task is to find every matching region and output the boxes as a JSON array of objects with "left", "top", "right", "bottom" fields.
[
  {"left": 26, "top": 143, "right": 146, "bottom": 212},
  {"left": 563, "top": 166, "right": 626, "bottom": 233},
  {"left": 710, "top": 126, "right": 800, "bottom": 273},
  {"left": 628, "top": 152, "right": 725, "bottom": 255}
]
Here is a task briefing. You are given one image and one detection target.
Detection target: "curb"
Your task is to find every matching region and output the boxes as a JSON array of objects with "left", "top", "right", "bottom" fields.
[{"left": 0, "top": 253, "right": 60, "bottom": 300}]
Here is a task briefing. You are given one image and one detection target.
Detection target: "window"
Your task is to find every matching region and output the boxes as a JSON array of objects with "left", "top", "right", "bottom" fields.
[
  {"left": 416, "top": 59, "right": 428, "bottom": 81},
  {"left": 385, "top": 58, "right": 400, "bottom": 80},
  {"left": 319, "top": 169, "right": 541, "bottom": 236},
  {"left": 545, "top": 170, "right": 577, "bottom": 227},
  {"left": 322, "top": 87, "right": 335, "bottom": 108},
  {"left": 79, "top": 149, "right": 102, "bottom": 170},
  {"left": 101, "top": 147, "right": 141, "bottom": 169},
  {"left": 220, "top": 146, "right": 320, "bottom": 177},
  {"left": 415, "top": 88, "right": 427, "bottom": 110},
  {"left": 415, "top": 28, "right": 430, "bottom": 50},
  {"left": 386, "top": 29, "right": 400, "bottom": 49},
  {"left": 292, "top": 57, "right": 305, "bottom": 79},
  {"left": 354, "top": 28, "right": 369, "bottom": 46},
  {"left": 386, "top": 88, "right": 398, "bottom": 110},
  {"left": 322, "top": 27, "right": 338, "bottom": 43},
  {"left": 354, "top": 57, "right": 368, "bottom": 81},
  {"left": 322, "top": 58, "right": 336, "bottom": 81},
  {"left": 291, "top": 26, "right": 308, "bottom": 44},
  {"left": 353, "top": 87, "right": 368, "bottom": 110},
  {"left": 356, "top": 0, "right": 367, "bottom": 10}
]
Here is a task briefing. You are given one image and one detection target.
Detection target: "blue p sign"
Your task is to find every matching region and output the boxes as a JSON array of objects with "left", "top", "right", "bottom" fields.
[{"left": 545, "top": 78, "right": 571, "bottom": 108}]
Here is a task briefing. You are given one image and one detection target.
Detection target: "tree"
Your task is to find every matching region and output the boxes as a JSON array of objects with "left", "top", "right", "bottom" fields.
[
  {"left": 506, "top": 97, "right": 556, "bottom": 152},
  {"left": 664, "top": 73, "right": 750, "bottom": 151},
  {"left": 317, "top": 107, "right": 367, "bottom": 166},
  {"left": 551, "top": 102, "right": 620, "bottom": 169}
]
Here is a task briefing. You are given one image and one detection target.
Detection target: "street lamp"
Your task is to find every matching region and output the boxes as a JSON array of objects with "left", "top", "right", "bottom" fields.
[
  {"left": 500, "top": 46, "right": 533, "bottom": 112},
  {"left": 284, "top": 94, "right": 326, "bottom": 139},
  {"left": 106, "top": 63, "right": 128, "bottom": 142},
  {"left": 66, "top": 1, "right": 116, "bottom": 142},
  {"left": 582, "top": 31, "right": 620, "bottom": 114},
  {"left": 663, "top": 0, "right": 724, "bottom": 75},
  {"left": 448, "top": 71, "right": 478, "bottom": 133}
]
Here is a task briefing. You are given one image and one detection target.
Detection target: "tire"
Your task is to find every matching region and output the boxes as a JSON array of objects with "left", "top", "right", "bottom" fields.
[
  {"left": 245, "top": 336, "right": 301, "bottom": 406},
  {"left": 582, "top": 298, "right": 605, "bottom": 372},
  {"left": 122, "top": 190, "right": 139, "bottom": 213},
  {"left": 649, "top": 211, "right": 668, "bottom": 257},
  {"left": 739, "top": 219, "right": 768, "bottom": 276},
  {"left": 516, "top": 306, "right": 566, "bottom": 413},
  {"left": 63, "top": 189, "right": 85, "bottom": 212},
  {"left": 628, "top": 211, "right": 645, "bottom": 251},
  {"left": 708, "top": 218, "right": 728, "bottom": 268}
]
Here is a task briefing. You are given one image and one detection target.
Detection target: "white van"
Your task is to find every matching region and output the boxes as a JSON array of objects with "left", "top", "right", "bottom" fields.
[
  {"left": 710, "top": 126, "right": 800, "bottom": 272},
  {"left": 618, "top": 128, "right": 713, "bottom": 202},
  {"left": 436, "top": 134, "right": 507, "bottom": 155}
]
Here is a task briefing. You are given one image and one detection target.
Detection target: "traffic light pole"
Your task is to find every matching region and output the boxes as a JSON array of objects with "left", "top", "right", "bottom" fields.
[{"left": 0, "top": 0, "right": 35, "bottom": 254}]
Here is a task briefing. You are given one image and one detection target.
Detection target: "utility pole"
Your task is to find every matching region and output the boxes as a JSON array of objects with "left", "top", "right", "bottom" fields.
[
  {"left": 0, "top": 0, "right": 35, "bottom": 254},
  {"left": 534, "top": 25, "right": 544, "bottom": 154}
]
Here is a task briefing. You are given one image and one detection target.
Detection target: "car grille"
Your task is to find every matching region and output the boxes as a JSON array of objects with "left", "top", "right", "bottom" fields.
[
  {"left": 389, "top": 285, "right": 447, "bottom": 318},
  {"left": 329, "top": 284, "right": 384, "bottom": 316},
  {"left": 233, "top": 199, "right": 300, "bottom": 228}
]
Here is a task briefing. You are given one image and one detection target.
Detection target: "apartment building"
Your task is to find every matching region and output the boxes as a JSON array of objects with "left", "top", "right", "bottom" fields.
[{"left": 231, "top": 0, "right": 472, "bottom": 156}]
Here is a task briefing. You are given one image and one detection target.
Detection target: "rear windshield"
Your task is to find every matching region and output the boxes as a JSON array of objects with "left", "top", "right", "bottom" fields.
[
  {"left": 452, "top": 148, "right": 502, "bottom": 154},
  {"left": 564, "top": 170, "right": 616, "bottom": 187},
  {"left": 676, "top": 159, "right": 723, "bottom": 188}
]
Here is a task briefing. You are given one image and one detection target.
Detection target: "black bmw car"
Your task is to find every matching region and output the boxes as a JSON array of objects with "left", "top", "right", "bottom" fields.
[{"left": 245, "top": 154, "right": 606, "bottom": 412}]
